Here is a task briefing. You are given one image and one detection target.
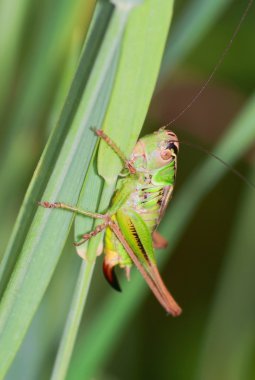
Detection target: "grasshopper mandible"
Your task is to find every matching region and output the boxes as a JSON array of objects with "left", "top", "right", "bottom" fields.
[{"left": 39, "top": 128, "right": 182, "bottom": 316}]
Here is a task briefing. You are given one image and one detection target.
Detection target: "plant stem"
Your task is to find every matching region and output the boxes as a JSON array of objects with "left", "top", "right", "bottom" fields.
[{"left": 50, "top": 259, "right": 95, "bottom": 380}]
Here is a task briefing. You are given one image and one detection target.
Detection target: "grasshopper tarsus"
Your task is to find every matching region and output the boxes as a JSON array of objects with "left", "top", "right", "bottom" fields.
[
  {"left": 73, "top": 240, "right": 86, "bottom": 247},
  {"left": 38, "top": 201, "right": 59, "bottom": 209}
]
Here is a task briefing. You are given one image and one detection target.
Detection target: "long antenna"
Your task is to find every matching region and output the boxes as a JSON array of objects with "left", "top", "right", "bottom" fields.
[
  {"left": 177, "top": 140, "right": 255, "bottom": 190},
  {"left": 163, "top": 0, "right": 253, "bottom": 129}
]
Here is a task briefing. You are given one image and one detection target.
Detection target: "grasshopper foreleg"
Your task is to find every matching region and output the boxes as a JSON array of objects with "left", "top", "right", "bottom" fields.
[{"left": 94, "top": 129, "right": 136, "bottom": 174}]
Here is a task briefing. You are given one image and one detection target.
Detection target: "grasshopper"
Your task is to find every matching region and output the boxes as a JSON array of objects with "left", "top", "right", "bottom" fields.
[{"left": 39, "top": 128, "right": 182, "bottom": 316}]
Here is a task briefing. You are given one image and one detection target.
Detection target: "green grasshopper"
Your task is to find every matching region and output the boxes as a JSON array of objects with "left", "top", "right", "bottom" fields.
[{"left": 39, "top": 128, "right": 182, "bottom": 316}]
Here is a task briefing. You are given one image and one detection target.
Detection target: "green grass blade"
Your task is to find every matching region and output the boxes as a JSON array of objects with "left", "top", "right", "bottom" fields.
[
  {"left": 49, "top": 3, "right": 141, "bottom": 377},
  {"left": 0, "top": 2, "right": 133, "bottom": 377},
  {"left": 197, "top": 164, "right": 255, "bottom": 380},
  {"left": 50, "top": 261, "right": 95, "bottom": 380},
  {"left": 68, "top": 92, "right": 255, "bottom": 379},
  {"left": 45, "top": 33, "right": 83, "bottom": 136}
]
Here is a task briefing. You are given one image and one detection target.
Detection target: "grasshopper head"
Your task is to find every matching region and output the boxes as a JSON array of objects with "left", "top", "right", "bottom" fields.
[{"left": 131, "top": 128, "right": 179, "bottom": 171}]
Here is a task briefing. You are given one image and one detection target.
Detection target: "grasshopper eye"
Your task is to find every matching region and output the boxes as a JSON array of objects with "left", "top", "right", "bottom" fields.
[
  {"left": 160, "top": 149, "right": 172, "bottom": 160},
  {"left": 167, "top": 142, "right": 179, "bottom": 155}
]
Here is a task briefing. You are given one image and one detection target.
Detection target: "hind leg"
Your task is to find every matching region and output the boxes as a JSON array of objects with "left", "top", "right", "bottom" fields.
[{"left": 152, "top": 231, "right": 168, "bottom": 249}]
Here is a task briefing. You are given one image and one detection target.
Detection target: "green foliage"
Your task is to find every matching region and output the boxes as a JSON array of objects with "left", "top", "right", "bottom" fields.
[{"left": 0, "top": 0, "right": 254, "bottom": 379}]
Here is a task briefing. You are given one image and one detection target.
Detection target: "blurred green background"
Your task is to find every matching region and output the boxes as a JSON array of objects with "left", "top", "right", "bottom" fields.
[{"left": 0, "top": 0, "right": 255, "bottom": 379}]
